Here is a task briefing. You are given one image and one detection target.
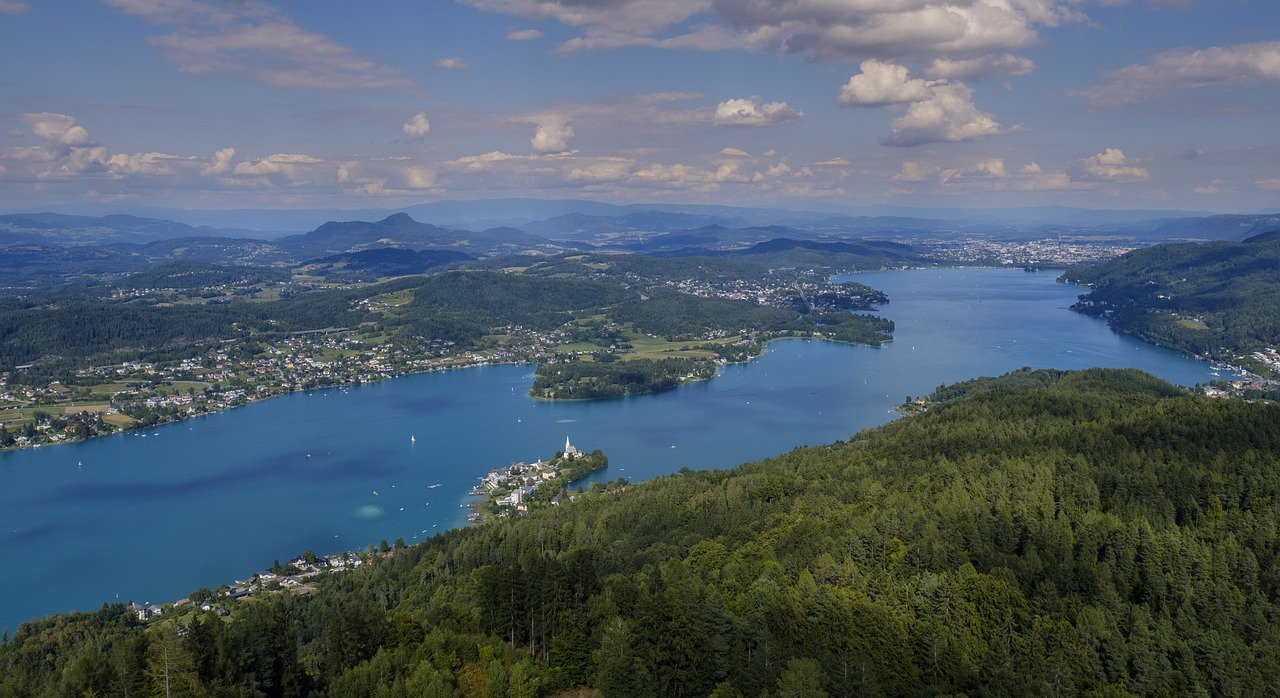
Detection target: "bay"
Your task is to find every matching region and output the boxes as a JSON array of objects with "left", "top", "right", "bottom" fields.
[{"left": 0, "top": 268, "right": 1220, "bottom": 631}]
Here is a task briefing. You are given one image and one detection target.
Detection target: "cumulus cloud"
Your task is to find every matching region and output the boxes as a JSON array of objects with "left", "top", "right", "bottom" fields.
[
  {"left": 839, "top": 60, "right": 933, "bottom": 107},
  {"left": 1074, "top": 41, "right": 1280, "bottom": 107},
  {"left": 894, "top": 157, "right": 1075, "bottom": 191},
  {"left": 403, "top": 113, "right": 431, "bottom": 141},
  {"left": 1080, "top": 148, "right": 1149, "bottom": 180},
  {"left": 713, "top": 97, "right": 803, "bottom": 127},
  {"left": 0, "top": 108, "right": 858, "bottom": 206},
  {"left": 531, "top": 117, "right": 575, "bottom": 154},
  {"left": 435, "top": 57, "right": 469, "bottom": 69},
  {"left": 402, "top": 166, "right": 437, "bottom": 190},
  {"left": 507, "top": 28, "right": 544, "bottom": 40},
  {"left": 839, "top": 63, "right": 1004, "bottom": 146},
  {"left": 25, "top": 113, "right": 96, "bottom": 147},
  {"left": 102, "top": 0, "right": 415, "bottom": 91},
  {"left": 886, "top": 81, "right": 1004, "bottom": 146},
  {"left": 568, "top": 157, "right": 636, "bottom": 182},
  {"left": 893, "top": 161, "right": 941, "bottom": 182},
  {"left": 6, "top": 112, "right": 239, "bottom": 185},
  {"left": 200, "top": 147, "right": 236, "bottom": 176},
  {"left": 233, "top": 153, "right": 324, "bottom": 182},
  {"left": 104, "top": 152, "right": 187, "bottom": 176}
]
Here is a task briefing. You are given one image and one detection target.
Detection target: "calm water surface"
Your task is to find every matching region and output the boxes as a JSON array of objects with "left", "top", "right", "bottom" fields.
[{"left": 0, "top": 268, "right": 1219, "bottom": 630}]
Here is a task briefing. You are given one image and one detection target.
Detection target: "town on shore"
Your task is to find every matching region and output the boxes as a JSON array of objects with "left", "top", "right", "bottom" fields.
[{"left": 118, "top": 438, "right": 608, "bottom": 625}]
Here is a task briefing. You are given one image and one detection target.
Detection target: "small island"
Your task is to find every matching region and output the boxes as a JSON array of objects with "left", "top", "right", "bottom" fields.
[{"left": 469, "top": 437, "right": 608, "bottom": 521}]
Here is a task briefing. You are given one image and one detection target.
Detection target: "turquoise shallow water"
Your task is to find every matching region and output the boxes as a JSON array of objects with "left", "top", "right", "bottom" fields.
[{"left": 0, "top": 268, "right": 1219, "bottom": 630}]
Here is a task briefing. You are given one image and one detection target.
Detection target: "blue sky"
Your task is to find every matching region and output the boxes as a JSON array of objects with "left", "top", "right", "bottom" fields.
[{"left": 1, "top": 0, "right": 1278, "bottom": 214}]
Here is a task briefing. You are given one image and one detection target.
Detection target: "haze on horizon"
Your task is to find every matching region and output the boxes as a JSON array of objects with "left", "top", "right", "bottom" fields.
[{"left": 1, "top": 0, "right": 1278, "bottom": 215}]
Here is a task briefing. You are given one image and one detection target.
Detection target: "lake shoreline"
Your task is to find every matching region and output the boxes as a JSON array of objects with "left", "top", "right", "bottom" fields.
[{"left": 0, "top": 269, "right": 1224, "bottom": 632}]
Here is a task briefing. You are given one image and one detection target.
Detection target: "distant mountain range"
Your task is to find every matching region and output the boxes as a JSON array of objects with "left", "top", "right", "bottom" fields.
[
  {"left": 2, "top": 203, "right": 1276, "bottom": 290},
  {"left": 0, "top": 212, "right": 254, "bottom": 244},
  {"left": 277, "top": 213, "right": 562, "bottom": 257},
  {"left": 7, "top": 201, "right": 1274, "bottom": 247}
]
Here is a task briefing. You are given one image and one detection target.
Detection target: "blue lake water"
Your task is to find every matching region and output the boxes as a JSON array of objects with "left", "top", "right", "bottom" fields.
[{"left": 0, "top": 268, "right": 1220, "bottom": 631}]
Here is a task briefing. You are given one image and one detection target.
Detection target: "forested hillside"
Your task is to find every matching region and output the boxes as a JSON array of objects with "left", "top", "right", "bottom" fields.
[
  {"left": 3, "top": 368, "right": 1278, "bottom": 696},
  {"left": 1064, "top": 230, "right": 1280, "bottom": 363}
]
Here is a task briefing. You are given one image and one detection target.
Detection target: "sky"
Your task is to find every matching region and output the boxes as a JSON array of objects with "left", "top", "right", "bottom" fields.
[{"left": 1, "top": 0, "right": 1278, "bottom": 215}]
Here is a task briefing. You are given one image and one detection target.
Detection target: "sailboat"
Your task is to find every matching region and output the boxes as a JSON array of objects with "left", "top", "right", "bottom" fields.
[{"left": 411, "top": 435, "right": 416, "bottom": 443}]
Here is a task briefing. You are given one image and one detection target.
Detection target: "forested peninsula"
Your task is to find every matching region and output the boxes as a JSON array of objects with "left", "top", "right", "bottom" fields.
[
  {"left": 4, "top": 368, "right": 1278, "bottom": 697},
  {"left": 1064, "top": 229, "right": 1280, "bottom": 380}
]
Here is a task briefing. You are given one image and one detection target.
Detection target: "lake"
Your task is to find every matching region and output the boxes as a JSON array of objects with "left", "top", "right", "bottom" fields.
[{"left": 0, "top": 268, "right": 1221, "bottom": 631}]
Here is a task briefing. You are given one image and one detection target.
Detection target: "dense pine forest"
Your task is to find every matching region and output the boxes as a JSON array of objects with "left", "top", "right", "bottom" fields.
[{"left": 2, "top": 367, "right": 1277, "bottom": 696}]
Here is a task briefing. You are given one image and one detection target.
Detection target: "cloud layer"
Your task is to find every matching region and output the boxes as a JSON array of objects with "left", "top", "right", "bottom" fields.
[
  {"left": 1076, "top": 41, "right": 1280, "bottom": 107},
  {"left": 103, "top": 0, "right": 415, "bottom": 90},
  {"left": 465, "top": 0, "right": 1080, "bottom": 71}
]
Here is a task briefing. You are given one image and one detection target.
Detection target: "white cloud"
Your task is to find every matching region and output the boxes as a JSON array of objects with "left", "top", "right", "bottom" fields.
[
  {"left": 568, "top": 157, "right": 636, "bottom": 182},
  {"left": 233, "top": 153, "right": 324, "bottom": 181},
  {"left": 402, "top": 166, "right": 437, "bottom": 190},
  {"left": 1080, "top": 148, "right": 1149, "bottom": 180},
  {"left": 435, "top": 57, "right": 470, "bottom": 69},
  {"left": 713, "top": 97, "right": 803, "bottom": 127},
  {"left": 403, "top": 113, "right": 431, "bottom": 142},
  {"left": 105, "top": 152, "right": 187, "bottom": 176},
  {"left": 475, "top": 0, "right": 1080, "bottom": 77},
  {"left": 7, "top": 113, "right": 226, "bottom": 184},
  {"left": 103, "top": 0, "right": 415, "bottom": 91},
  {"left": 461, "top": 0, "right": 706, "bottom": 38},
  {"left": 893, "top": 161, "right": 941, "bottom": 182},
  {"left": 1075, "top": 41, "right": 1280, "bottom": 107},
  {"left": 838, "top": 61, "right": 1005, "bottom": 146},
  {"left": 530, "top": 117, "right": 575, "bottom": 154},
  {"left": 0, "top": 0, "right": 29, "bottom": 14},
  {"left": 839, "top": 60, "right": 932, "bottom": 107},
  {"left": 200, "top": 147, "right": 236, "bottom": 176},
  {"left": 507, "top": 28, "right": 545, "bottom": 40},
  {"left": 972, "top": 159, "right": 1006, "bottom": 177},
  {"left": 886, "top": 81, "right": 1004, "bottom": 146},
  {"left": 631, "top": 162, "right": 717, "bottom": 188},
  {"left": 925, "top": 54, "right": 1036, "bottom": 80},
  {"left": 719, "top": 147, "right": 751, "bottom": 157},
  {"left": 727, "top": 1, "right": 1050, "bottom": 63},
  {"left": 1253, "top": 178, "right": 1280, "bottom": 191},
  {"left": 25, "top": 113, "right": 96, "bottom": 147},
  {"left": 894, "top": 157, "right": 1076, "bottom": 191}
]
